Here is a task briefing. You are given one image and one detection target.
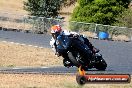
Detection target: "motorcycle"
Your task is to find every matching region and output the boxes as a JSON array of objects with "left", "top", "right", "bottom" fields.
[{"left": 55, "top": 34, "right": 107, "bottom": 71}]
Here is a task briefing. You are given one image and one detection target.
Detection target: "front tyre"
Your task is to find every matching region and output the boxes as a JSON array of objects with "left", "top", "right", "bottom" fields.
[
  {"left": 63, "top": 58, "right": 74, "bottom": 67},
  {"left": 67, "top": 52, "right": 80, "bottom": 67},
  {"left": 95, "top": 57, "right": 107, "bottom": 71}
]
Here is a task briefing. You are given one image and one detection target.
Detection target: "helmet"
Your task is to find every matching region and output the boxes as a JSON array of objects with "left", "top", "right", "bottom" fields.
[{"left": 51, "top": 25, "right": 62, "bottom": 34}]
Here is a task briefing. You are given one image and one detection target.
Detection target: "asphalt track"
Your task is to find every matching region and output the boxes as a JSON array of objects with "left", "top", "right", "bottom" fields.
[{"left": 0, "top": 30, "right": 132, "bottom": 74}]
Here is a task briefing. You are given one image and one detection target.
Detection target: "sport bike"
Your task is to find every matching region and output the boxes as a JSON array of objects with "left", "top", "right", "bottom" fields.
[{"left": 56, "top": 35, "right": 107, "bottom": 71}]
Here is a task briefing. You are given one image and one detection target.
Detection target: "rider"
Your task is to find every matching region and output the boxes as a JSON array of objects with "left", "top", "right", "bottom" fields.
[{"left": 50, "top": 25, "right": 99, "bottom": 67}]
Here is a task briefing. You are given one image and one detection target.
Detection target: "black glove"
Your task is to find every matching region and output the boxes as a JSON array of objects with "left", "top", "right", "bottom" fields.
[{"left": 93, "top": 47, "right": 100, "bottom": 53}]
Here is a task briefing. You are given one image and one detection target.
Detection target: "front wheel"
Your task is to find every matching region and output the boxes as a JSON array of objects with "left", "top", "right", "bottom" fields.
[
  {"left": 95, "top": 57, "right": 107, "bottom": 71},
  {"left": 67, "top": 52, "right": 80, "bottom": 67}
]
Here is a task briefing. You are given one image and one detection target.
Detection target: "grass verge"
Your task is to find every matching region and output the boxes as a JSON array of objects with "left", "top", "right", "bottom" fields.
[
  {"left": 0, "top": 41, "right": 62, "bottom": 67},
  {"left": 0, "top": 74, "right": 131, "bottom": 88}
]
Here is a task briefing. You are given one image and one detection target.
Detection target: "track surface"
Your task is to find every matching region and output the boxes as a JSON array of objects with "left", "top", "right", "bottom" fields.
[
  {"left": 0, "top": 30, "right": 132, "bottom": 74},
  {"left": 0, "top": 66, "right": 132, "bottom": 74}
]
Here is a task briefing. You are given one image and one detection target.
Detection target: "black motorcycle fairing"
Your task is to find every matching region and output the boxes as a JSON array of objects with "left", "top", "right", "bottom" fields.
[
  {"left": 67, "top": 37, "right": 93, "bottom": 66},
  {"left": 55, "top": 35, "right": 107, "bottom": 70}
]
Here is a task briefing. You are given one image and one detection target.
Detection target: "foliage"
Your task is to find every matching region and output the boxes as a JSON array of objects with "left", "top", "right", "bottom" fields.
[
  {"left": 24, "top": 0, "right": 78, "bottom": 17},
  {"left": 77, "top": 0, "right": 93, "bottom": 7},
  {"left": 69, "top": 21, "right": 95, "bottom": 32},
  {"left": 24, "top": 0, "right": 64, "bottom": 17},
  {"left": 63, "top": 0, "right": 77, "bottom": 6},
  {"left": 71, "top": 0, "right": 130, "bottom": 25},
  {"left": 114, "top": 9, "right": 132, "bottom": 28}
]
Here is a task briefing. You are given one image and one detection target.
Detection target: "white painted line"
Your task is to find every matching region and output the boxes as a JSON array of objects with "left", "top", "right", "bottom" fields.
[
  {"left": 34, "top": 46, "right": 38, "bottom": 48},
  {"left": 12, "top": 67, "right": 21, "bottom": 69},
  {"left": 12, "top": 67, "right": 49, "bottom": 69},
  {"left": 2, "top": 41, "right": 7, "bottom": 43},
  {"left": 28, "top": 45, "right": 33, "bottom": 47},
  {"left": 10, "top": 42, "right": 14, "bottom": 44},
  {"left": 15, "top": 43, "right": 20, "bottom": 45},
  {"left": 1, "top": 40, "right": 45, "bottom": 49},
  {"left": 21, "top": 44, "right": 26, "bottom": 46},
  {"left": 39, "top": 47, "right": 44, "bottom": 49},
  {"left": 40, "top": 67, "right": 48, "bottom": 68}
]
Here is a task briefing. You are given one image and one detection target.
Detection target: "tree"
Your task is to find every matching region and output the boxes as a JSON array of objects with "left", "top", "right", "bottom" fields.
[
  {"left": 24, "top": 0, "right": 64, "bottom": 17},
  {"left": 115, "top": 9, "right": 132, "bottom": 28},
  {"left": 63, "top": 0, "right": 77, "bottom": 6},
  {"left": 71, "top": 0, "right": 130, "bottom": 25}
]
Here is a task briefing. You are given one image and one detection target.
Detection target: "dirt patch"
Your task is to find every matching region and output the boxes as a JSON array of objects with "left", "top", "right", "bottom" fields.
[
  {"left": 0, "top": 0, "right": 28, "bottom": 15},
  {"left": 0, "top": 74, "right": 131, "bottom": 88},
  {"left": 112, "top": 35, "right": 130, "bottom": 42},
  {"left": 0, "top": 74, "right": 75, "bottom": 88},
  {"left": 0, "top": 21, "right": 32, "bottom": 30},
  {"left": 0, "top": 42, "right": 62, "bottom": 67}
]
